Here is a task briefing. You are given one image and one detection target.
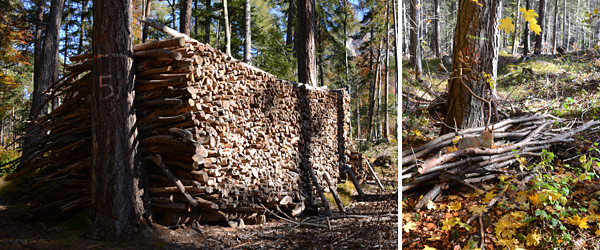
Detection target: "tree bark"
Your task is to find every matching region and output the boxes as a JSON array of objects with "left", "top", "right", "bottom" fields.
[
  {"left": 343, "top": 0, "right": 351, "bottom": 137},
  {"left": 88, "top": 0, "right": 149, "bottom": 240},
  {"left": 409, "top": 0, "right": 417, "bottom": 64},
  {"left": 204, "top": 0, "right": 211, "bottom": 44},
  {"left": 244, "top": 0, "right": 251, "bottom": 64},
  {"left": 31, "top": 0, "right": 64, "bottom": 119},
  {"left": 511, "top": 0, "right": 521, "bottom": 55},
  {"left": 286, "top": 0, "right": 295, "bottom": 47},
  {"left": 383, "top": 0, "right": 390, "bottom": 141},
  {"left": 442, "top": 0, "right": 501, "bottom": 134},
  {"left": 223, "top": 0, "right": 231, "bottom": 56},
  {"left": 33, "top": 0, "right": 45, "bottom": 105},
  {"left": 194, "top": 0, "right": 199, "bottom": 37},
  {"left": 62, "top": 0, "right": 71, "bottom": 76},
  {"left": 409, "top": 0, "right": 422, "bottom": 79},
  {"left": 522, "top": 0, "right": 530, "bottom": 56},
  {"left": 367, "top": 40, "right": 383, "bottom": 142},
  {"left": 432, "top": 0, "right": 441, "bottom": 58},
  {"left": 142, "top": 0, "right": 151, "bottom": 42},
  {"left": 22, "top": 0, "right": 64, "bottom": 167},
  {"left": 78, "top": 0, "right": 88, "bottom": 53},
  {"left": 180, "top": 0, "right": 193, "bottom": 35},
  {"left": 551, "top": 0, "right": 559, "bottom": 53},
  {"left": 534, "top": 0, "right": 546, "bottom": 54},
  {"left": 297, "top": 0, "right": 317, "bottom": 86},
  {"left": 402, "top": 0, "right": 408, "bottom": 55},
  {"left": 574, "top": 0, "right": 580, "bottom": 49},
  {"left": 563, "top": 0, "right": 568, "bottom": 48},
  {"left": 169, "top": 0, "right": 177, "bottom": 30}
]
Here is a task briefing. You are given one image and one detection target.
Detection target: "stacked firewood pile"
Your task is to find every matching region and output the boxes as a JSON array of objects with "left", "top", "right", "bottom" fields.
[
  {"left": 402, "top": 115, "right": 600, "bottom": 210},
  {"left": 348, "top": 151, "right": 367, "bottom": 182},
  {"left": 8, "top": 34, "right": 350, "bottom": 224}
]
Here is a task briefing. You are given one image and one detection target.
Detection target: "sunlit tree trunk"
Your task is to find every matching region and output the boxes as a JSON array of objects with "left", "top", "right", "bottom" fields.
[
  {"left": 511, "top": 0, "right": 520, "bottom": 54},
  {"left": 383, "top": 0, "right": 390, "bottom": 141},
  {"left": 244, "top": 0, "right": 251, "bottom": 64},
  {"left": 180, "top": 0, "right": 193, "bottom": 35},
  {"left": 88, "top": 0, "right": 149, "bottom": 240},
  {"left": 297, "top": 0, "right": 316, "bottom": 86},
  {"left": 409, "top": 0, "right": 422, "bottom": 79},
  {"left": 367, "top": 40, "right": 383, "bottom": 142},
  {"left": 522, "top": 0, "right": 530, "bottom": 55},
  {"left": 223, "top": 0, "right": 231, "bottom": 56},
  {"left": 442, "top": 0, "right": 501, "bottom": 134},
  {"left": 432, "top": 0, "right": 440, "bottom": 58},
  {"left": 563, "top": 0, "right": 569, "bottom": 48}
]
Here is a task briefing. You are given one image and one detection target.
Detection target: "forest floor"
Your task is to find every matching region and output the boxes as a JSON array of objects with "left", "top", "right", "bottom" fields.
[
  {"left": 0, "top": 141, "right": 398, "bottom": 249},
  {"left": 402, "top": 49, "right": 600, "bottom": 249}
]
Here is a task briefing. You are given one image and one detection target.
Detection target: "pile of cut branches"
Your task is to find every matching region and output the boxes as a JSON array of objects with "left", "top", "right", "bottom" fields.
[{"left": 402, "top": 114, "right": 600, "bottom": 209}]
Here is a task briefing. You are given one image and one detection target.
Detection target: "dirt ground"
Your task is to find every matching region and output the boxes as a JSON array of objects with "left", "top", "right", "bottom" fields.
[{"left": 0, "top": 182, "right": 397, "bottom": 250}]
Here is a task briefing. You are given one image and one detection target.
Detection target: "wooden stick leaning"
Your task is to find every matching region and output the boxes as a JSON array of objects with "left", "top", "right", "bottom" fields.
[
  {"left": 366, "top": 161, "right": 385, "bottom": 191},
  {"left": 343, "top": 164, "right": 365, "bottom": 198},
  {"left": 324, "top": 172, "right": 346, "bottom": 213},
  {"left": 150, "top": 154, "right": 198, "bottom": 207}
]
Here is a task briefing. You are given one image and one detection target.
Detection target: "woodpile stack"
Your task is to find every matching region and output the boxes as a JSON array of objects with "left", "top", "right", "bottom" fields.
[
  {"left": 348, "top": 151, "right": 367, "bottom": 182},
  {"left": 9, "top": 35, "right": 350, "bottom": 224}
]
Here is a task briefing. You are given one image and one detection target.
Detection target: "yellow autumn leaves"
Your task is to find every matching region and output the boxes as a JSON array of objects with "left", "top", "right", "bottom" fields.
[{"left": 497, "top": 8, "right": 542, "bottom": 35}]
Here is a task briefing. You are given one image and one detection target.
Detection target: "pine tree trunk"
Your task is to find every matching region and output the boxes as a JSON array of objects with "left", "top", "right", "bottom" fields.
[
  {"left": 194, "top": 0, "right": 199, "bottom": 36},
  {"left": 409, "top": 0, "right": 422, "bottom": 78},
  {"left": 169, "top": 0, "right": 176, "bottom": 30},
  {"left": 142, "top": 0, "right": 151, "bottom": 42},
  {"left": 297, "top": 0, "right": 316, "bottom": 86},
  {"left": 204, "top": 0, "right": 211, "bottom": 44},
  {"left": 522, "top": 0, "right": 530, "bottom": 55},
  {"left": 286, "top": 0, "right": 295, "bottom": 47},
  {"left": 317, "top": 19, "right": 324, "bottom": 87},
  {"left": 62, "top": 0, "right": 71, "bottom": 76},
  {"left": 23, "top": 0, "right": 64, "bottom": 167},
  {"left": 88, "top": 0, "right": 149, "bottom": 240},
  {"left": 31, "top": 0, "right": 64, "bottom": 119},
  {"left": 244, "top": 0, "right": 251, "bottom": 64},
  {"left": 442, "top": 0, "right": 501, "bottom": 134},
  {"left": 367, "top": 40, "right": 383, "bottom": 142},
  {"left": 432, "top": 0, "right": 441, "bottom": 58},
  {"left": 394, "top": 0, "right": 399, "bottom": 104},
  {"left": 223, "top": 0, "right": 231, "bottom": 56},
  {"left": 78, "top": 0, "right": 88, "bottom": 53},
  {"left": 409, "top": 0, "right": 418, "bottom": 64},
  {"left": 511, "top": 0, "right": 520, "bottom": 54},
  {"left": 402, "top": 0, "right": 408, "bottom": 55},
  {"left": 376, "top": 55, "right": 382, "bottom": 140},
  {"left": 564, "top": 0, "right": 569, "bottom": 48},
  {"left": 383, "top": 0, "right": 390, "bottom": 141},
  {"left": 180, "top": 0, "right": 192, "bottom": 35},
  {"left": 551, "top": 0, "right": 559, "bottom": 53},
  {"left": 574, "top": 0, "right": 579, "bottom": 49},
  {"left": 343, "top": 1, "right": 351, "bottom": 137},
  {"left": 534, "top": 0, "right": 545, "bottom": 54},
  {"left": 33, "top": 0, "right": 45, "bottom": 105}
]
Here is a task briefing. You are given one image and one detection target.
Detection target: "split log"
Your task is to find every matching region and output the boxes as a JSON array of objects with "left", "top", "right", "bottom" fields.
[
  {"left": 134, "top": 49, "right": 183, "bottom": 60},
  {"left": 134, "top": 36, "right": 186, "bottom": 51}
]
